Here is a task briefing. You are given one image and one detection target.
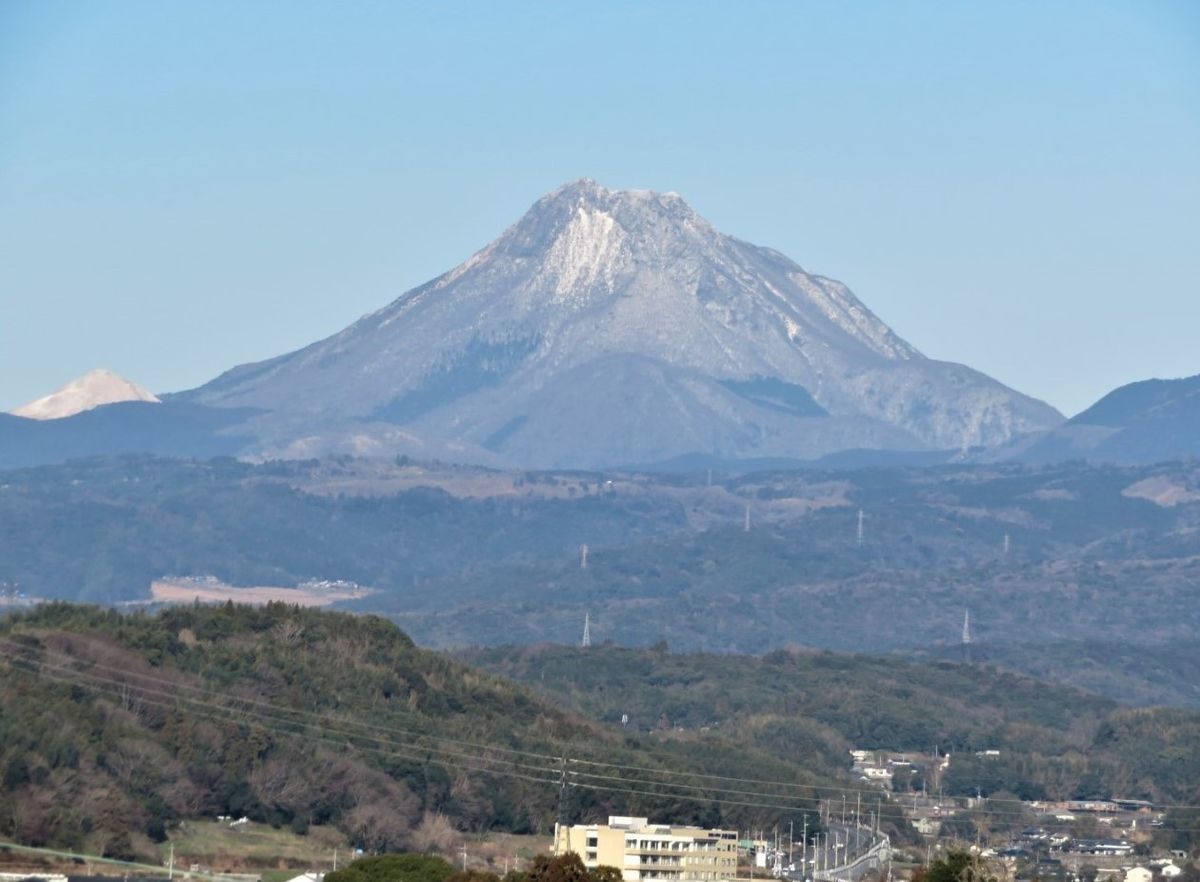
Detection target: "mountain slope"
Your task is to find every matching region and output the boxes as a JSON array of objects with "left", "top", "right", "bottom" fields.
[
  {"left": 1016, "top": 373, "right": 1200, "bottom": 464},
  {"left": 181, "top": 180, "right": 1061, "bottom": 467},
  {"left": 13, "top": 368, "right": 159, "bottom": 420}
]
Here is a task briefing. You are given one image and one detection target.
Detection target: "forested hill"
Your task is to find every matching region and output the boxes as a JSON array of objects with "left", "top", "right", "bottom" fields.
[
  {"left": 0, "top": 604, "right": 871, "bottom": 862},
  {"left": 463, "top": 643, "right": 1200, "bottom": 805}
]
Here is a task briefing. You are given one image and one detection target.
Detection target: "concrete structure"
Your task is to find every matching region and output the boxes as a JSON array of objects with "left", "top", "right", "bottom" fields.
[{"left": 555, "top": 816, "right": 738, "bottom": 882}]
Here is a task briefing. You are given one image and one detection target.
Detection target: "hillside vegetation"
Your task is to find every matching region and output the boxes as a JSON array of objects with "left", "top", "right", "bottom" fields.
[
  {"left": 464, "top": 643, "right": 1200, "bottom": 804},
  {"left": 909, "top": 640, "right": 1200, "bottom": 709},
  {"left": 0, "top": 604, "right": 850, "bottom": 861}
]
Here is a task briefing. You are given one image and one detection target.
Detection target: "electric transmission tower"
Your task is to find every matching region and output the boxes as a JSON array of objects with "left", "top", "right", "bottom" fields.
[
  {"left": 857, "top": 509, "right": 865, "bottom": 546},
  {"left": 581, "top": 612, "right": 591, "bottom": 648},
  {"left": 580, "top": 543, "right": 588, "bottom": 569},
  {"left": 961, "top": 609, "right": 971, "bottom": 663}
]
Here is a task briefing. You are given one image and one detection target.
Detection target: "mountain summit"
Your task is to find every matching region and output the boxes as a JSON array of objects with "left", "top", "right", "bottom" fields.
[
  {"left": 183, "top": 180, "right": 1061, "bottom": 466},
  {"left": 12, "top": 368, "right": 160, "bottom": 420}
]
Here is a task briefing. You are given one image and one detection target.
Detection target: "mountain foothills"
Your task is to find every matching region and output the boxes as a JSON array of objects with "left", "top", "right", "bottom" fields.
[
  {"left": 1, "top": 604, "right": 1198, "bottom": 860},
  {"left": 1, "top": 454, "right": 1198, "bottom": 708}
]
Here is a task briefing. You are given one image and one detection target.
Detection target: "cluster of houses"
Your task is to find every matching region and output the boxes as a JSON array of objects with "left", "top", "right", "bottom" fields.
[{"left": 848, "top": 749, "right": 949, "bottom": 788}]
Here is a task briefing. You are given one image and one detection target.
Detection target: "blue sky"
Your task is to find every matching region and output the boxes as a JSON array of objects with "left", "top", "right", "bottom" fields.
[{"left": 2, "top": 1, "right": 1197, "bottom": 416}]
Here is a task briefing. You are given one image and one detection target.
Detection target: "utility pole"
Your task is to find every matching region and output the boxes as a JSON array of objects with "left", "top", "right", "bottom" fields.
[
  {"left": 168, "top": 842, "right": 174, "bottom": 881},
  {"left": 802, "top": 816, "right": 808, "bottom": 877},
  {"left": 789, "top": 819, "right": 794, "bottom": 866},
  {"left": 556, "top": 754, "right": 569, "bottom": 845},
  {"left": 461, "top": 848, "right": 468, "bottom": 872},
  {"left": 334, "top": 847, "right": 339, "bottom": 872}
]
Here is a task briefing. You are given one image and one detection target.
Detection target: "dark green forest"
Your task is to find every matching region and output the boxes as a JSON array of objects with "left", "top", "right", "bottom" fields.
[
  {"left": 464, "top": 643, "right": 1200, "bottom": 805},
  {"left": 0, "top": 604, "right": 844, "bottom": 861}
]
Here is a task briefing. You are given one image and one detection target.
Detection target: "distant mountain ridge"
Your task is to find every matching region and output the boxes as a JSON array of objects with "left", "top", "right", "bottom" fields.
[
  {"left": 178, "top": 179, "right": 1062, "bottom": 467},
  {"left": 1014, "top": 373, "right": 1200, "bottom": 464}
]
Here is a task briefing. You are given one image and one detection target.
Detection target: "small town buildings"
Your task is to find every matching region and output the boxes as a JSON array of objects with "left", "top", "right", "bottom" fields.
[
  {"left": 556, "top": 816, "right": 739, "bottom": 882},
  {"left": 1124, "top": 868, "right": 1152, "bottom": 882}
]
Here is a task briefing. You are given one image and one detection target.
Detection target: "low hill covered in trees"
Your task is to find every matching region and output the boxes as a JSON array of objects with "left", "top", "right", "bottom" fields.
[
  {"left": 464, "top": 643, "right": 1200, "bottom": 805},
  {"left": 0, "top": 604, "right": 856, "bottom": 861}
]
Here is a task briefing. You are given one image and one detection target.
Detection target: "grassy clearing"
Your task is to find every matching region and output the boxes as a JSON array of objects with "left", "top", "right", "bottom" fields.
[
  {"left": 161, "top": 821, "right": 348, "bottom": 872},
  {"left": 157, "top": 822, "right": 551, "bottom": 876}
]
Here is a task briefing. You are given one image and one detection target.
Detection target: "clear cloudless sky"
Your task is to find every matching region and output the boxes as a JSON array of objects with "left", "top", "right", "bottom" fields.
[{"left": 1, "top": 0, "right": 1198, "bottom": 416}]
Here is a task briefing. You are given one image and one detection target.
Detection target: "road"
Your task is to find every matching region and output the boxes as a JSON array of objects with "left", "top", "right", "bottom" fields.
[{"left": 782, "top": 823, "right": 891, "bottom": 882}]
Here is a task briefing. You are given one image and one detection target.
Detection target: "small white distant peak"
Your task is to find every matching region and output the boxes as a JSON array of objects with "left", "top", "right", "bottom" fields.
[{"left": 11, "top": 368, "right": 160, "bottom": 420}]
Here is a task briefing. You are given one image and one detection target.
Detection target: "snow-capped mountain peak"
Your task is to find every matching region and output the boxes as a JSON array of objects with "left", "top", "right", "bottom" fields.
[
  {"left": 182, "top": 180, "right": 1062, "bottom": 466},
  {"left": 12, "top": 369, "right": 160, "bottom": 420}
]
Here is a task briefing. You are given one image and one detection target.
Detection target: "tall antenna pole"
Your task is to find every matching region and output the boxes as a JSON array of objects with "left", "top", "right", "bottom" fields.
[
  {"left": 856, "top": 509, "right": 865, "bottom": 546},
  {"left": 580, "top": 543, "right": 588, "bottom": 569},
  {"left": 582, "top": 612, "right": 591, "bottom": 648}
]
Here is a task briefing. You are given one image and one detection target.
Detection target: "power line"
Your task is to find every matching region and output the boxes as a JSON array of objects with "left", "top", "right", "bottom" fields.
[
  {"left": 0, "top": 638, "right": 835, "bottom": 795},
  {"left": 2, "top": 639, "right": 1198, "bottom": 822},
  {"left": 0, "top": 651, "right": 833, "bottom": 813},
  {"left": 0, "top": 839, "right": 244, "bottom": 881}
]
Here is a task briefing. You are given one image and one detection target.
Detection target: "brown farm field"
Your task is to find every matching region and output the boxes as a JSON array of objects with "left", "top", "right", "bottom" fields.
[{"left": 149, "top": 578, "right": 374, "bottom": 607}]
